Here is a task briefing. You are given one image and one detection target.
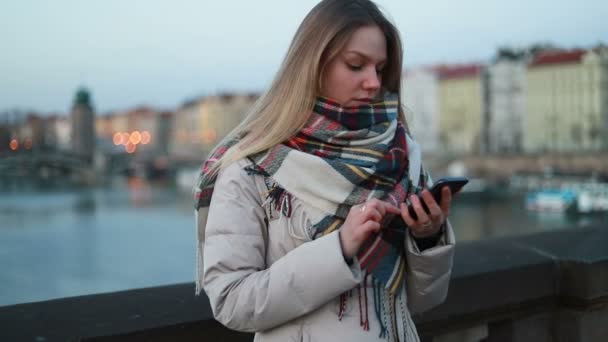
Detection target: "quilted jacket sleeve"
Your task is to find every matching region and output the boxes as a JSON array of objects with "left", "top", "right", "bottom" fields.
[
  {"left": 201, "top": 161, "right": 362, "bottom": 332},
  {"left": 404, "top": 220, "right": 455, "bottom": 314}
]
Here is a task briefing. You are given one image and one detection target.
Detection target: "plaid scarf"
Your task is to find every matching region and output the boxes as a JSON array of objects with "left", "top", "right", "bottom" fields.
[{"left": 195, "top": 93, "right": 427, "bottom": 339}]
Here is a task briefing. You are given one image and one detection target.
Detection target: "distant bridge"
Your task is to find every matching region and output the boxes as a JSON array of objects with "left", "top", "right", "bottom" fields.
[
  {"left": 0, "top": 150, "right": 206, "bottom": 183},
  {"left": 0, "top": 150, "right": 91, "bottom": 178}
]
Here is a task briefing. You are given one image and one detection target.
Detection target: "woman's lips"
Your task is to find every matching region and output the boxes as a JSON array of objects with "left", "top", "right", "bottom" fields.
[{"left": 350, "top": 98, "right": 373, "bottom": 105}]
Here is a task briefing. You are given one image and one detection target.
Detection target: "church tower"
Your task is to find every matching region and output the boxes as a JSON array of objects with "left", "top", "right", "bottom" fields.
[{"left": 70, "top": 87, "right": 95, "bottom": 162}]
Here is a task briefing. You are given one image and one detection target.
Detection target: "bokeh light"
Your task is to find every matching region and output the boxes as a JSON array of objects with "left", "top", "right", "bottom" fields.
[
  {"left": 121, "top": 132, "right": 130, "bottom": 145},
  {"left": 141, "top": 131, "right": 151, "bottom": 145},
  {"left": 130, "top": 131, "right": 142, "bottom": 145},
  {"left": 125, "top": 142, "right": 136, "bottom": 154},
  {"left": 202, "top": 129, "right": 217, "bottom": 144},
  {"left": 113, "top": 132, "right": 123, "bottom": 145},
  {"left": 9, "top": 139, "right": 18, "bottom": 151}
]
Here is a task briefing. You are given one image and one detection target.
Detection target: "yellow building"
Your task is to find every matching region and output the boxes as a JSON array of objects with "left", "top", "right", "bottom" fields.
[
  {"left": 171, "top": 93, "right": 258, "bottom": 158},
  {"left": 524, "top": 48, "right": 608, "bottom": 153},
  {"left": 437, "top": 65, "right": 484, "bottom": 155},
  {"left": 95, "top": 107, "right": 171, "bottom": 155}
]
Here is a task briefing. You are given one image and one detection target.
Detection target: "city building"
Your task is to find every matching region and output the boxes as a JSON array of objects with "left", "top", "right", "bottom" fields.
[
  {"left": 22, "top": 114, "right": 46, "bottom": 151},
  {"left": 95, "top": 115, "right": 114, "bottom": 140},
  {"left": 524, "top": 48, "right": 608, "bottom": 153},
  {"left": 156, "top": 111, "right": 173, "bottom": 156},
  {"left": 171, "top": 93, "right": 259, "bottom": 159},
  {"left": 97, "top": 106, "right": 172, "bottom": 156},
  {"left": 487, "top": 51, "right": 527, "bottom": 154},
  {"left": 1, "top": 110, "right": 27, "bottom": 153},
  {"left": 401, "top": 68, "right": 440, "bottom": 154},
  {"left": 46, "top": 115, "right": 71, "bottom": 151},
  {"left": 70, "top": 87, "right": 95, "bottom": 161},
  {"left": 0, "top": 119, "right": 9, "bottom": 154},
  {"left": 127, "top": 107, "right": 159, "bottom": 154},
  {"left": 1, "top": 111, "right": 18, "bottom": 153},
  {"left": 437, "top": 64, "right": 485, "bottom": 155}
]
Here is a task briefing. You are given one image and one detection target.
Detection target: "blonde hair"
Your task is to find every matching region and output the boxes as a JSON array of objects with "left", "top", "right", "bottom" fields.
[{"left": 209, "top": 0, "right": 406, "bottom": 176}]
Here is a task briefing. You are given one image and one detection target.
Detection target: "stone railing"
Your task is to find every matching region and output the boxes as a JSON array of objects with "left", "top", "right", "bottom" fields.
[{"left": 2, "top": 225, "right": 606, "bottom": 342}]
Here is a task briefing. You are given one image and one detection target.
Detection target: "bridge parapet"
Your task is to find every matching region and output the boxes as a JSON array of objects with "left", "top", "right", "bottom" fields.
[{"left": 1, "top": 225, "right": 606, "bottom": 342}]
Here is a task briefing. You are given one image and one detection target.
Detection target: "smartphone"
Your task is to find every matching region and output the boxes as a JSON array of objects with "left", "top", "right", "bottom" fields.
[{"left": 407, "top": 177, "right": 469, "bottom": 220}]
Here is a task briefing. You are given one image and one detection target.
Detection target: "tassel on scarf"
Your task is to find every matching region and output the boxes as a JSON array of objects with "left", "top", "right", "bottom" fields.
[
  {"left": 363, "top": 273, "right": 370, "bottom": 331},
  {"left": 373, "top": 279, "right": 388, "bottom": 338},
  {"left": 400, "top": 285, "right": 420, "bottom": 342},
  {"left": 356, "top": 281, "right": 370, "bottom": 331},
  {"left": 338, "top": 293, "right": 347, "bottom": 321},
  {"left": 342, "top": 273, "right": 423, "bottom": 341},
  {"left": 246, "top": 161, "right": 294, "bottom": 220}
]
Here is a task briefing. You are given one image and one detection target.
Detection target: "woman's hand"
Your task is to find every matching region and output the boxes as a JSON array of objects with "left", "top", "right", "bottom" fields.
[
  {"left": 399, "top": 187, "right": 452, "bottom": 238},
  {"left": 339, "top": 199, "right": 401, "bottom": 259}
]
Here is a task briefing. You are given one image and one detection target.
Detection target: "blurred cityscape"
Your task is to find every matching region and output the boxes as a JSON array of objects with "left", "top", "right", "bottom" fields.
[
  {"left": 405, "top": 44, "right": 608, "bottom": 156},
  {"left": 1, "top": 44, "right": 607, "bottom": 191},
  {"left": 0, "top": 88, "right": 259, "bottom": 186},
  {"left": 2, "top": 43, "right": 608, "bottom": 309}
]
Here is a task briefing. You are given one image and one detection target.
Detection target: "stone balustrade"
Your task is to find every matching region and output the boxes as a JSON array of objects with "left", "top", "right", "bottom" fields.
[{"left": 2, "top": 225, "right": 606, "bottom": 342}]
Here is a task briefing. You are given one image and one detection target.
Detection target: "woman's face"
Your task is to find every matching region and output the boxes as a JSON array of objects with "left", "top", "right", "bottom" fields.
[{"left": 319, "top": 25, "right": 387, "bottom": 107}]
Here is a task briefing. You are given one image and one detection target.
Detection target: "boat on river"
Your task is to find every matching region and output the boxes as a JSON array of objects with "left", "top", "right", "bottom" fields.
[
  {"left": 525, "top": 183, "right": 608, "bottom": 214},
  {"left": 525, "top": 189, "right": 577, "bottom": 212}
]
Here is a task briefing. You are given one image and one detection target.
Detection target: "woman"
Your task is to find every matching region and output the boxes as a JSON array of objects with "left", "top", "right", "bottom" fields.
[{"left": 194, "top": 0, "right": 455, "bottom": 341}]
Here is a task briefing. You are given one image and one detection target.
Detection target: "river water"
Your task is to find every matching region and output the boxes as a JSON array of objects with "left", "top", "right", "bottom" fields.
[{"left": 0, "top": 178, "right": 603, "bottom": 307}]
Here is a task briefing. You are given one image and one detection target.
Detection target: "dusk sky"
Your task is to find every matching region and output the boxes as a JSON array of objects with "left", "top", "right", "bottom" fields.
[{"left": 1, "top": 0, "right": 606, "bottom": 114}]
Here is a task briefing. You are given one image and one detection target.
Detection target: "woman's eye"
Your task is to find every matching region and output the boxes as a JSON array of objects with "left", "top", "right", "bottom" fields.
[{"left": 347, "top": 64, "right": 362, "bottom": 71}]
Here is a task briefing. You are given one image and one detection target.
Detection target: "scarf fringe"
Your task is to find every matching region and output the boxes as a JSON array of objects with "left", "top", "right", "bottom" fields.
[
  {"left": 195, "top": 239, "right": 204, "bottom": 295},
  {"left": 195, "top": 209, "right": 204, "bottom": 296},
  {"left": 373, "top": 278, "right": 388, "bottom": 338},
  {"left": 246, "top": 163, "right": 294, "bottom": 220},
  {"left": 337, "top": 275, "right": 419, "bottom": 342},
  {"left": 399, "top": 289, "right": 420, "bottom": 342}
]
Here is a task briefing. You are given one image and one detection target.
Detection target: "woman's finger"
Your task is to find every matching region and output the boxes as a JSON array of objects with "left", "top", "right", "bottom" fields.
[
  {"left": 399, "top": 203, "right": 416, "bottom": 227},
  {"left": 409, "top": 195, "right": 430, "bottom": 224},
  {"left": 420, "top": 190, "right": 442, "bottom": 218},
  {"left": 382, "top": 201, "right": 401, "bottom": 215},
  {"left": 368, "top": 199, "right": 386, "bottom": 217},
  {"left": 363, "top": 207, "right": 382, "bottom": 222},
  {"left": 361, "top": 220, "right": 382, "bottom": 235},
  {"left": 360, "top": 200, "right": 400, "bottom": 219}
]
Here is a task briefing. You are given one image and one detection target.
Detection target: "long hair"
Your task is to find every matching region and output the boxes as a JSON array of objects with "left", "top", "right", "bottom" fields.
[{"left": 208, "top": 0, "right": 405, "bottom": 175}]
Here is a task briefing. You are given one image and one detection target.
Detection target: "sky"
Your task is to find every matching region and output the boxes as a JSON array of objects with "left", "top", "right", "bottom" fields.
[{"left": 1, "top": 0, "right": 606, "bottom": 114}]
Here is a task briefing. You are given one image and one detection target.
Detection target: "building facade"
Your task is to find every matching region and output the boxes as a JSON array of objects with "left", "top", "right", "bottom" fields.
[
  {"left": 437, "top": 64, "right": 485, "bottom": 155},
  {"left": 171, "top": 93, "right": 258, "bottom": 158},
  {"left": 47, "top": 115, "right": 71, "bottom": 151},
  {"left": 487, "top": 57, "right": 527, "bottom": 154},
  {"left": 524, "top": 49, "right": 608, "bottom": 153},
  {"left": 96, "top": 107, "right": 172, "bottom": 155},
  {"left": 401, "top": 68, "right": 440, "bottom": 154}
]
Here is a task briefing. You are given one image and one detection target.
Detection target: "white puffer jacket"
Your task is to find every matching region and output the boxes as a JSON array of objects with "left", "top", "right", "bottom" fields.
[{"left": 199, "top": 157, "right": 455, "bottom": 342}]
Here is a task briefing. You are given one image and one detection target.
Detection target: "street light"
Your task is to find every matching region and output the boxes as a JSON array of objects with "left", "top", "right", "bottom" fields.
[{"left": 9, "top": 139, "right": 18, "bottom": 151}]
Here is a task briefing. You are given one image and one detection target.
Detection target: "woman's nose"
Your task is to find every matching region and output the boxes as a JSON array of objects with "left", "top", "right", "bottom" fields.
[{"left": 362, "top": 69, "right": 381, "bottom": 91}]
